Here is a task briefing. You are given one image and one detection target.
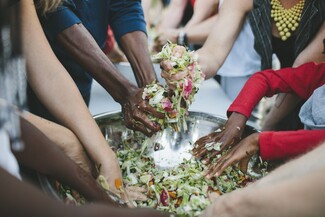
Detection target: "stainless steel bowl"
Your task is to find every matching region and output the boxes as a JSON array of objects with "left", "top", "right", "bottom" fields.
[
  {"left": 39, "top": 111, "right": 258, "bottom": 199},
  {"left": 94, "top": 111, "right": 256, "bottom": 169}
]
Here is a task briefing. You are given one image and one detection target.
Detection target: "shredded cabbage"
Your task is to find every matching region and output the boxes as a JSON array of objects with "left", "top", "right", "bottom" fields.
[{"left": 143, "top": 42, "right": 205, "bottom": 131}]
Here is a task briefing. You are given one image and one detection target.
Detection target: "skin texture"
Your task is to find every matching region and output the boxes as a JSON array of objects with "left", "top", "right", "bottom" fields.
[
  {"left": 199, "top": 143, "right": 325, "bottom": 217},
  {"left": 154, "top": 0, "right": 219, "bottom": 48},
  {"left": 55, "top": 21, "right": 163, "bottom": 138},
  {"left": 20, "top": 0, "right": 125, "bottom": 197},
  {"left": 14, "top": 116, "right": 118, "bottom": 205},
  {"left": 0, "top": 167, "right": 169, "bottom": 217},
  {"left": 192, "top": 112, "right": 249, "bottom": 178}
]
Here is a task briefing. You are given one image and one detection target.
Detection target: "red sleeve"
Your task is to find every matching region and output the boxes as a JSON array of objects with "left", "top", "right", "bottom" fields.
[
  {"left": 259, "top": 130, "right": 325, "bottom": 160},
  {"left": 227, "top": 62, "right": 325, "bottom": 118}
]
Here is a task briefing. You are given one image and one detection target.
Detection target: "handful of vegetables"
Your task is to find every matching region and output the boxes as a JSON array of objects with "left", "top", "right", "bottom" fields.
[{"left": 143, "top": 41, "right": 205, "bottom": 131}]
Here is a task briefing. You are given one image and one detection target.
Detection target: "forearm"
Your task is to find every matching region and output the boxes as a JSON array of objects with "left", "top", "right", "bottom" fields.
[
  {"left": 237, "top": 171, "right": 325, "bottom": 217},
  {"left": 261, "top": 93, "right": 302, "bottom": 131},
  {"left": 1, "top": 168, "right": 166, "bottom": 217},
  {"left": 184, "top": 15, "right": 218, "bottom": 45},
  {"left": 253, "top": 142, "right": 325, "bottom": 187},
  {"left": 293, "top": 21, "right": 325, "bottom": 67},
  {"left": 157, "top": 0, "right": 188, "bottom": 29},
  {"left": 119, "top": 31, "right": 157, "bottom": 87},
  {"left": 259, "top": 130, "right": 325, "bottom": 161},
  {"left": 21, "top": 1, "right": 118, "bottom": 170},
  {"left": 56, "top": 23, "right": 137, "bottom": 104},
  {"left": 186, "top": 0, "right": 218, "bottom": 28},
  {"left": 0, "top": 167, "right": 72, "bottom": 217},
  {"left": 14, "top": 117, "right": 112, "bottom": 203},
  {"left": 197, "top": 0, "right": 252, "bottom": 78}
]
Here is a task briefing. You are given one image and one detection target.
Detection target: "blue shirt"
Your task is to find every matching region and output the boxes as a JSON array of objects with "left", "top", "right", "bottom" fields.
[{"left": 38, "top": 0, "right": 146, "bottom": 104}]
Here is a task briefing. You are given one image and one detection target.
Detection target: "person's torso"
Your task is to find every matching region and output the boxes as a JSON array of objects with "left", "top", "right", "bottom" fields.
[{"left": 249, "top": 0, "right": 325, "bottom": 69}]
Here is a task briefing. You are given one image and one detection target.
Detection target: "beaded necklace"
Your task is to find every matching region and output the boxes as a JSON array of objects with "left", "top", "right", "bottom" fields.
[{"left": 270, "top": 0, "right": 305, "bottom": 41}]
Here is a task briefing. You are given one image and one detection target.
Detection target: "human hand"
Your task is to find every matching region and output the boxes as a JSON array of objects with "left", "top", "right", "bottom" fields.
[
  {"left": 204, "top": 132, "right": 260, "bottom": 179},
  {"left": 160, "top": 59, "right": 188, "bottom": 90},
  {"left": 159, "top": 45, "right": 195, "bottom": 90},
  {"left": 153, "top": 28, "right": 179, "bottom": 53},
  {"left": 192, "top": 112, "right": 247, "bottom": 165},
  {"left": 122, "top": 88, "right": 164, "bottom": 137},
  {"left": 199, "top": 188, "right": 246, "bottom": 217}
]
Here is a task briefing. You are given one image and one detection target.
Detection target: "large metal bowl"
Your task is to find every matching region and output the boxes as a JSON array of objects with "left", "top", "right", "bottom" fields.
[
  {"left": 38, "top": 111, "right": 258, "bottom": 200},
  {"left": 94, "top": 111, "right": 256, "bottom": 169}
]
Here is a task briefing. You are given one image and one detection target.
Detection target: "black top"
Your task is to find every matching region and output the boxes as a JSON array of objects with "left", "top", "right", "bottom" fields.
[
  {"left": 249, "top": 0, "right": 325, "bottom": 70},
  {"left": 272, "top": 35, "right": 296, "bottom": 68}
]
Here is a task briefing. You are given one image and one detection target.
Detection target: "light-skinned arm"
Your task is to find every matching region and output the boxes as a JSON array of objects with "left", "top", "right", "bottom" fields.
[
  {"left": 200, "top": 143, "right": 325, "bottom": 217},
  {"left": 21, "top": 0, "right": 123, "bottom": 195},
  {"left": 196, "top": 0, "right": 253, "bottom": 79}
]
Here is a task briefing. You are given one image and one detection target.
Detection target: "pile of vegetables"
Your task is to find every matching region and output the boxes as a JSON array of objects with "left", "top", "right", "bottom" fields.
[
  {"left": 143, "top": 41, "right": 205, "bottom": 131},
  {"left": 117, "top": 145, "right": 266, "bottom": 216}
]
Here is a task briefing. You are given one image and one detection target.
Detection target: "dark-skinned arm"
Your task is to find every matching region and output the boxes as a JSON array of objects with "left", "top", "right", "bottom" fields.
[
  {"left": 13, "top": 116, "right": 119, "bottom": 206},
  {"left": 55, "top": 24, "right": 163, "bottom": 136},
  {"left": 0, "top": 167, "right": 169, "bottom": 217},
  {"left": 119, "top": 31, "right": 157, "bottom": 87}
]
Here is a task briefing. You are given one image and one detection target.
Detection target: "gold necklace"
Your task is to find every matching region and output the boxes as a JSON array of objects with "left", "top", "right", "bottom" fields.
[{"left": 271, "top": 0, "right": 305, "bottom": 41}]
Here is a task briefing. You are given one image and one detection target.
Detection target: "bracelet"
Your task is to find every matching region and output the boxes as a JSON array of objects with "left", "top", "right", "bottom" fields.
[{"left": 177, "top": 31, "right": 188, "bottom": 46}]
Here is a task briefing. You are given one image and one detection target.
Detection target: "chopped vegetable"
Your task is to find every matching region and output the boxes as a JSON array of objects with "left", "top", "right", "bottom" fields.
[
  {"left": 143, "top": 41, "right": 205, "bottom": 131},
  {"left": 116, "top": 144, "right": 267, "bottom": 216}
]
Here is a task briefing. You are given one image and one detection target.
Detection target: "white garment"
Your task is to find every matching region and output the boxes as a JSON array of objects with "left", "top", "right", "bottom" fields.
[
  {"left": 0, "top": 129, "right": 21, "bottom": 180},
  {"left": 217, "top": 17, "right": 261, "bottom": 77}
]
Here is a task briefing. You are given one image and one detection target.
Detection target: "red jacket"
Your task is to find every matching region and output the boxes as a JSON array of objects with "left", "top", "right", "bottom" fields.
[{"left": 228, "top": 62, "right": 325, "bottom": 160}]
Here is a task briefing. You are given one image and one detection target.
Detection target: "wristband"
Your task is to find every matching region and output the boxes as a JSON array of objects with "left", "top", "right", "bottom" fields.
[{"left": 177, "top": 31, "right": 188, "bottom": 46}]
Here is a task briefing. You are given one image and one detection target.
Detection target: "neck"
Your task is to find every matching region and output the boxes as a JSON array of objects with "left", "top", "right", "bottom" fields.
[{"left": 278, "top": 0, "right": 303, "bottom": 9}]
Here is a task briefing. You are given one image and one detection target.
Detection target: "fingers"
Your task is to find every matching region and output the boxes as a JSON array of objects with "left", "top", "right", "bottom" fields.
[
  {"left": 205, "top": 151, "right": 238, "bottom": 179},
  {"left": 204, "top": 135, "right": 259, "bottom": 179},
  {"left": 124, "top": 106, "right": 161, "bottom": 137},
  {"left": 239, "top": 156, "right": 250, "bottom": 173},
  {"left": 138, "top": 101, "right": 165, "bottom": 120}
]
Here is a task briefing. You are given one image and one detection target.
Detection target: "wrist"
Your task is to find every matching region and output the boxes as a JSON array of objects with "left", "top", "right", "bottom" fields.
[{"left": 177, "top": 30, "right": 188, "bottom": 46}]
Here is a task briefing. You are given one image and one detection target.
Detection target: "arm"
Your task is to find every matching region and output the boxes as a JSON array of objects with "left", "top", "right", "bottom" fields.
[
  {"left": 55, "top": 24, "right": 162, "bottom": 136},
  {"left": 21, "top": 0, "right": 123, "bottom": 193},
  {"left": 14, "top": 116, "right": 116, "bottom": 205},
  {"left": 228, "top": 62, "right": 325, "bottom": 119},
  {"left": 194, "top": 62, "right": 325, "bottom": 177},
  {"left": 259, "top": 130, "right": 325, "bottom": 160},
  {"left": 22, "top": 111, "right": 95, "bottom": 176},
  {"left": 156, "top": 0, "right": 188, "bottom": 30},
  {"left": 185, "top": 0, "right": 219, "bottom": 28},
  {"left": 200, "top": 143, "right": 325, "bottom": 217},
  {"left": 155, "top": 8, "right": 218, "bottom": 46},
  {"left": 196, "top": 0, "right": 252, "bottom": 79},
  {"left": 0, "top": 168, "right": 169, "bottom": 217},
  {"left": 262, "top": 21, "right": 325, "bottom": 131}
]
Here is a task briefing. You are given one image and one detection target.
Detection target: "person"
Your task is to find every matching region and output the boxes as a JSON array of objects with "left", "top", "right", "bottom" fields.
[
  {"left": 29, "top": 0, "right": 164, "bottom": 137},
  {"left": 142, "top": 0, "right": 170, "bottom": 31},
  {"left": 154, "top": 0, "right": 219, "bottom": 50},
  {"left": 19, "top": 0, "right": 132, "bottom": 198},
  {"left": 0, "top": 1, "right": 169, "bottom": 216},
  {"left": 199, "top": 141, "right": 325, "bottom": 217},
  {"left": 192, "top": 61, "right": 325, "bottom": 178},
  {"left": 103, "top": 27, "right": 128, "bottom": 63},
  {"left": 195, "top": 0, "right": 325, "bottom": 131}
]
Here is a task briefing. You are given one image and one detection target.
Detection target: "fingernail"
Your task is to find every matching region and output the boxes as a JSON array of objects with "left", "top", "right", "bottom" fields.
[{"left": 202, "top": 159, "right": 208, "bottom": 164}]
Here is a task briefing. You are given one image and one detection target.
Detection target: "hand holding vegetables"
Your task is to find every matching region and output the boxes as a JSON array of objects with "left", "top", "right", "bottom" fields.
[{"left": 143, "top": 42, "right": 205, "bottom": 131}]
